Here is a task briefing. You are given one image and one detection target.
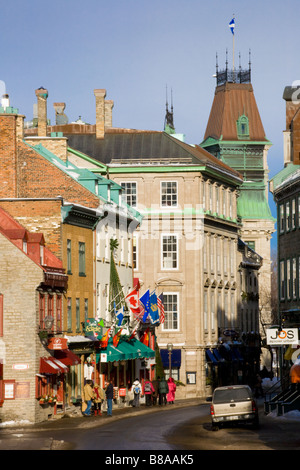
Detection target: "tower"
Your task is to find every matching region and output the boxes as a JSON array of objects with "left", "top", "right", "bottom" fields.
[{"left": 201, "top": 55, "right": 275, "bottom": 334}]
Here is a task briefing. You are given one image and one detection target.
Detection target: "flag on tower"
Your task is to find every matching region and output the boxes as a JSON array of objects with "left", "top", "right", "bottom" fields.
[{"left": 229, "top": 17, "right": 235, "bottom": 35}]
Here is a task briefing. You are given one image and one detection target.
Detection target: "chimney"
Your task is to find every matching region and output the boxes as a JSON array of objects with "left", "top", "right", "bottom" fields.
[
  {"left": 94, "top": 89, "right": 106, "bottom": 139},
  {"left": 35, "top": 87, "right": 48, "bottom": 136},
  {"left": 1, "top": 94, "right": 10, "bottom": 110},
  {"left": 283, "top": 86, "right": 300, "bottom": 165},
  {"left": 105, "top": 99, "right": 114, "bottom": 128},
  {"left": 53, "top": 102, "right": 68, "bottom": 125}
]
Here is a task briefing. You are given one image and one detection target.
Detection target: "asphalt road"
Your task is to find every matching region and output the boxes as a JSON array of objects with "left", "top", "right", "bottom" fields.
[{"left": 1, "top": 399, "right": 300, "bottom": 452}]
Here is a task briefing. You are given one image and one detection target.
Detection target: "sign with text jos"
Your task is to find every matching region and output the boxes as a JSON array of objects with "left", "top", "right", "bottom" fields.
[{"left": 267, "top": 328, "right": 298, "bottom": 345}]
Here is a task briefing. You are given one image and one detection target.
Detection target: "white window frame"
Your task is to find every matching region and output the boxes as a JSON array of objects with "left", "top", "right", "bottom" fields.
[
  {"left": 121, "top": 181, "right": 137, "bottom": 208},
  {"left": 161, "top": 292, "right": 180, "bottom": 331},
  {"left": 160, "top": 181, "right": 178, "bottom": 208},
  {"left": 161, "top": 233, "right": 179, "bottom": 270}
]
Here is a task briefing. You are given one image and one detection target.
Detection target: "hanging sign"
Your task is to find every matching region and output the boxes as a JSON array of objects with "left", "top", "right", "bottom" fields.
[
  {"left": 48, "top": 337, "right": 68, "bottom": 350},
  {"left": 266, "top": 328, "right": 299, "bottom": 345},
  {"left": 85, "top": 318, "right": 103, "bottom": 339}
]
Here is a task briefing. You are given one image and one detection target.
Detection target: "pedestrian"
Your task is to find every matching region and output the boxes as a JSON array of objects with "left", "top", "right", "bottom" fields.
[
  {"left": 167, "top": 377, "right": 176, "bottom": 404},
  {"left": 158, "top": 376, "right": 168, "bottom": 405},
  {"left": 105, "top": 378, "right": 114, "bottom": 416},
  {"left": 143, "top": 378, "right": 155, "bottom": 406},
  {"left": 83, "top": 379, "right": 96, "bottom": 417},
  {"left": 254, "top": 373, "right": 263, "bottom": 398},
  {"left": 93, "top": 383, "right": 105, "bottom": 416},
  {"left": 132, "top": 378, "right": 142, "bottom": 408},
  {"left": 152, "top": 377, "right": 159, "bottom": 405}
]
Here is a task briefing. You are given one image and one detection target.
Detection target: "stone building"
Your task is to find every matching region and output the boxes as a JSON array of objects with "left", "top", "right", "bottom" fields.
[
  {"left": 0, "top": 206, "right": 68, "bottom": 423},
  {"left": 270, "top": 86, "right": 300, "bottom": 329},
  {"left": 35, "top": 87, "right": 268, "bottom": 396},
  {"left": 200, "top": 63, "right": 275, "bottom": 336}
]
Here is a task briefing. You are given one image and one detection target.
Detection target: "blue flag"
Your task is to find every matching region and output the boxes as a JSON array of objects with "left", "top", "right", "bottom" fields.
[
  {"left": 140, "top": 290, "right": 150, "bottom": 322},
  {"left": 149, "top": 291, "right": 160, "bottom": 325},
  {"left": 229, "top": 17, "right": 235, "bottom": 35},
  {"left": 116, "top": 307, "right": 124, "bottom": 327}
]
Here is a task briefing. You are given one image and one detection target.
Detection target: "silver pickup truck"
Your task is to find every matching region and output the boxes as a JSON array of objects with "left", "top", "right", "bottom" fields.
[{"left": 209, "top": 385, "right": 259, "bottom": 430}]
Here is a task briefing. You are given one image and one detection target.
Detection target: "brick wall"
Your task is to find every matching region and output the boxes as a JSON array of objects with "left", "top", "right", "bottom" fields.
[{"left": 0, "top": 115, "right": 17, "bottom": 198}]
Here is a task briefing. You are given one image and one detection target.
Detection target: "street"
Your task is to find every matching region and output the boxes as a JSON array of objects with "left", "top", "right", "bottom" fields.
[{"left": 1, "top": 400, "right": 300, "bottom": 452}]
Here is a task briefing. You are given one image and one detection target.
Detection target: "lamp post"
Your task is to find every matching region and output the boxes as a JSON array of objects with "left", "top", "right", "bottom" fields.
[{"left": 167, "top": 343, "right": 173, "bottom": 379}]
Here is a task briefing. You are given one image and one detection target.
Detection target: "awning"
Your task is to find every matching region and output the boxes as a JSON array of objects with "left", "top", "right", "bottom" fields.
[
  {"left": 232, "top": 347, "right": 243, "bottom": 361},
  {"left": 160, "top": 349, "right": 181, "bottom": 368},
  {"left": 53, "top": 349, "right": 81, "bottom": 366},
  {"left": 40, "top": 357, "right": 68, "bottom": 374},
  {"left": 130, "top": 338, "right": 155, "bottom": 359},
  {"left": 206, "top": 349, "right": 218, "bottom": 365},
  {"left": 213, "top": 348, "right": 225, "bottom": 362},
  {"left": 96, "top": 339, "right": 126, "bottom": 363}
]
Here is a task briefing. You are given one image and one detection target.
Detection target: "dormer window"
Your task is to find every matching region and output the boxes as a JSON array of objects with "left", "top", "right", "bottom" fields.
[
  {"left": 236, "top": 115, "right": 249, "bottom": 139},
  {"left": 40, "top": 245, "right": 44, "bottom": 265}
]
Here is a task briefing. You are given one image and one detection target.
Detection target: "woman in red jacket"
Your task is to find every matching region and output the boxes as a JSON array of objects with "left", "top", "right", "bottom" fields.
[
  {"left": 167, "top": 377, "right": 176, "bottom": 404},
  {"left": 143, "top": 379, "right": 155, "bottom": 406}
]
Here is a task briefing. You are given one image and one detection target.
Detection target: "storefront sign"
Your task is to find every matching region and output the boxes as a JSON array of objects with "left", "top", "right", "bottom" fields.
[
  {"left": 85, "top": 318, "right": 103, "bottom": 339},
  {"left": 12, "top": 364, "right": 29, "bottom": 370},
  {"left": 267, "top": 328, "right": 299, "bottom": 345},
  {"left": 48, "top": 337, "right": 68, "bottom": 350},
  {"left": 15, "top": 381, "right": 30, "bottom": 399}
]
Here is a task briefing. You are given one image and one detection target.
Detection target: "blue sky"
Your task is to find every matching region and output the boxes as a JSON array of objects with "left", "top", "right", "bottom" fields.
[{"left": 3, "top": 0, "right": 300, "bottom": 249}]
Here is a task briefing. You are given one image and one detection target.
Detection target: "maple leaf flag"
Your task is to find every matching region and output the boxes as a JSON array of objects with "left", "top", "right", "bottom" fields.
[{"left": 125, "top": 288, "right": 145, "bottom": 320}]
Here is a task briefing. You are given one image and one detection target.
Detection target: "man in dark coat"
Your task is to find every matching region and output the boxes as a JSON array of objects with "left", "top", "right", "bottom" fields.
[
  {"left": 105, "top": 378, "right": 114, "bottom": 416},
  {"left": 158, "top": 376, "right": 168, "bottom": 405}
]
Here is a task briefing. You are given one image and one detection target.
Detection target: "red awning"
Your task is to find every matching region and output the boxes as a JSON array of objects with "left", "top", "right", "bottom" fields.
[
  {"left": 53, "top": 349, "right": 81, "bottom": 366},
  {"left": 40, "top": 357, "right": 68, "bottom": 374}
]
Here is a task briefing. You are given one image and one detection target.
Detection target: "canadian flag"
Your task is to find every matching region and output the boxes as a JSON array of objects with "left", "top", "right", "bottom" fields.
[{"left": 125, "top": 289, "right": 144, "bottom": 320}]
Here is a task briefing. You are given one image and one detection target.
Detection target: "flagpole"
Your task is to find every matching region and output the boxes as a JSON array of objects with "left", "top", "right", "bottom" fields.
[{"left": 232, "top": 14, "right": 235, "bottom": 78}]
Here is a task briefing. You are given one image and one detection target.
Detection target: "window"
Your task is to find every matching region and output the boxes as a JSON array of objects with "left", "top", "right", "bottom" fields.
[
  {"left": 84, "top": 298, "right": 89, "bottom": 321},
  {"left": 216, "top": 186, "right": 219, "bottom": 214},
  {"left": 76, "top": 298, "right": 80, "bottom": 331},
  {"left": 223, "top": 238, "right": 228, "bottom": 274},
  {"left": 67, "top": 239, "right": 72, "bottom": 274},
  {"left": 223, "top": 189, "right": 226, "bottom": 217},
  {"left": 23, "top": 239, "right": 27, "bottom": 254},
  {"left": 48, "top": 295, "right": 54, "bottom": 331},
  {"left": 40, "top": 245, "right": 44, "bottom": 265},
  {"left": 39, "top": 293, "right": 45, "bottom": 328},
  {"left": 286, "top": 201, "right": 290, "bottom": 232},
  {"left": 121, "top": 182, "right": 137, "bottom": 207},
  {"left": 79, "top": 242, "right": 86, "bottom": 276},
  {"left": 287, "top": 259, "right": 291, "bottom": 300},
  {"left": 161, "top": 181, "right": 177, "bottom": 207},
  {"left": 292, "top": 199, "right": 296, "bottom": 229},
  {"left": 247, "top": 241, "right": 256, "bottom": 251},
  {"left": 204, "top": 291, "right": 208, "bottom": 331},
  {"left": 279, "top": 204, "right": 285, "bottom": 233},
  {"left": 280, "top": 260, "right": 285, "bottom": 301},
  {"left": 292, "top": 258, "right": 297, "bottom": 300},
  {"left": 162, "top": 293, "right": 179, "bottom": 330},
  {"left": 211, "top": 292, "right": 215, "bottom": 331},
  {"left": 67, "top": 297, "right": 72, "bottom": 331},
  {"left": 236, "top": 115, "right": 249, "bottom": 139},
  {"left": 133, "top": 236, "right": 138, "bottom": 269},
  {"left": 162, "top": 235, "right": 178, "bottom": 269},
  {"left": 210, "top": 236, "right": 214, "bottom": 273},
  {"left": 56, "top": 296, "right": 62, "bottom": 332},
  {"left": 230, "top": 293, "right": 235, "bottom": 327}
]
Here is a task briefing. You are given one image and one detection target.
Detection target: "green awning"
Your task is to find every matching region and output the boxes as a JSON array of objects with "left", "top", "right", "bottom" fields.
[
  {"left": 95, "top": 339, "right": 125, "bottom": 363},
  {"left": 130, "top": 338, "right": 155, "bottom": 359}
]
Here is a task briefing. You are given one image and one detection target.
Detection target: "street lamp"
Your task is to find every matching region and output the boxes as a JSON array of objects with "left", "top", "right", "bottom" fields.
[{"left": 167, "top": 343, "right": 173, "bottom": 379}]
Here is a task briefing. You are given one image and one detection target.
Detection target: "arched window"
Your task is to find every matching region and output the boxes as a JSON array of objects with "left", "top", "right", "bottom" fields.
[{"left": 236, "top": 114, "right": 249, "bottom": 139}]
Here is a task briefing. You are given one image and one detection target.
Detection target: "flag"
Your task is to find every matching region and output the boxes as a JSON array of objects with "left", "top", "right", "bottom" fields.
[
  {"left": 125, "top": 288, "right": 145, "bottom": 320},
  {"left": 113, "top": 328, "right": 122, "bottom": 347},
  {"left": 229, "top": 17, "right": 235, "bottom": 35},
  {"left": 129, "top": 321, "right": 140, "bottom": 340},
  {"left": 116, "top": 307, "right": 124, "bottom": 327},
  {"left": 157, "top": 293, "right": 165, "bottom": 324},
  {"left": 140, "top": 327, "right": 150, "bottom": 346},
  {"left": 149, "top": 291, "right": 160, "bottom": 325},
  {"left": 100, "top": 328, "right": 111, "bottom": 348},
  {"left": 140, "top": 290, "right": 150, "bottom": 322}
]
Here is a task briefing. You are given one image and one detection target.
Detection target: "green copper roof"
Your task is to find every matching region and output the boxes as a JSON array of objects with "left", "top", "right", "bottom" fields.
[
  {"left": 270, "top": 163, "right": 300, "bottom": 192},
  {"left": 237, "top": 181, "right": 275, "bottom": 221}
]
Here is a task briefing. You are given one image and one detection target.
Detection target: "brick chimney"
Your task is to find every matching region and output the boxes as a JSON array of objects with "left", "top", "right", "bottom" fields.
[
  {"left": 94, "top": 89, "right": 106, "bottom": 139},
  {"left": 105, "top": 99, "right": 114, "bottom": 128},
  {"left": 35, "top": 87, "right": 48, "bottom": 137}
]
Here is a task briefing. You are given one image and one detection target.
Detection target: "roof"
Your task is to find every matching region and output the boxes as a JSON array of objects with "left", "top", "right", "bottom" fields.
[
  {"left": 203, "top": 82, "right": 268, "bottom": 142},
  {"left": 270, "top": 163, "right": 300, "bottom": 193},
  {"left": 237, "top": 181, "right": 275, "bottom": 221},
  {"left": 64, "top": 130, "right": 242, "bottom": 185}
]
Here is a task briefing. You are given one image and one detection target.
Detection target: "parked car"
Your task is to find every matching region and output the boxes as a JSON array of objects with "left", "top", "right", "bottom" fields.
[{"left": 208, "top": 385, "right": 259, "bottom": 430}]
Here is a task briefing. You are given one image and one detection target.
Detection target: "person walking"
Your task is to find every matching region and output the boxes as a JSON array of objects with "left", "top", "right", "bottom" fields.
[
  {"left": 167, "top": 377, "right": 176, "bottom": 404},
  {"left": 143, "top": 378, "right": 155, "bottom": 406},
  {"left": 93, "top": 383, "right": 105, "bottom": 415},
  {"left": 83, "top": 379, "right": 96, "bottom": 417},
  {"left": 132, "top": 378, "right": 142, "bottom": 408},
  {"left": 158, "top": 376, "right": 168, "bottom": 405},
  {"left": 105, "top": 378, "right": 114, "bottom": 417},
  {"left": 152, "top": 377, "right": 159, "bottom": 405}
]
